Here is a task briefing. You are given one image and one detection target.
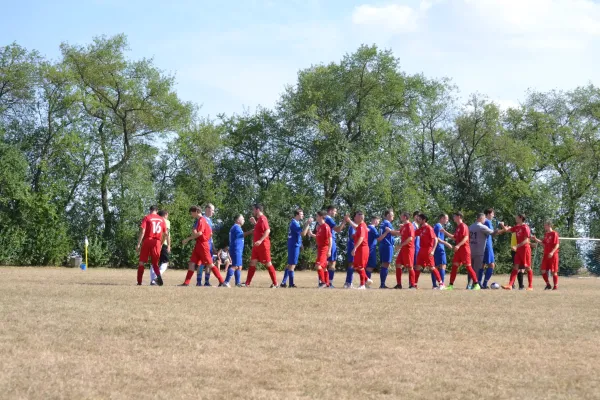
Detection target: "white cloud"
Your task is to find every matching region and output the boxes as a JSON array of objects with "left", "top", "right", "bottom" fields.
[{"left": 352, "top": 3, "right": 420, "bottom": 33}]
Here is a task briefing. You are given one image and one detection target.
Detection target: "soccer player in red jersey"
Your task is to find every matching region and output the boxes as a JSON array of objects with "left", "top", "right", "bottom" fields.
[
  {"left": 180, "top": 206, "right": 226, "bottom": 287},
  {"left": 244, "top": 203, "right": 279, "bottom": 288},
  {"left": 532, "top": 220, "right": 560, "bottom": 290},
  {"left": 414, "top": 213, "right": 445, "bottom": 290},
  {"left": 314, "top": 211, "right": 333, "bottom": 288},
  {"left": 443, "top": 212, "right": 480, "bottom": 290},
  {"left": 136, "top": 205, "right": 167, "bottom": 286},
  {"left": 499, "top": 214, "right": 533, "bottom": 290},
  {"left": 345, "top": 211, "right": 373, "bottom": 289},
  {"left": 392, "top": 212, "right": 416, "bottom": 289}
]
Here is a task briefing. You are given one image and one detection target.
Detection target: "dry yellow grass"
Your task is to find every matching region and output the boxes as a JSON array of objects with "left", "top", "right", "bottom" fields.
[{"left": 1, "top": 267, "right": 599, "bottom": 400}]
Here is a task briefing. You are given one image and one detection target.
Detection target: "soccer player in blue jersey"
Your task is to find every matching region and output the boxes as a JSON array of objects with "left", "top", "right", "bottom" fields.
[
  {"left": 413, "top": 211, "right": 421, "bottom": 268},
  {"left": 197, "top": 203, "right": 216, "bottom": 286},
  {"left": 343, "top": 223, "right": 357, "bottom": 289},
  {"left": 366, "top": 216, "right": 381, "bottom": 283},
  {"left": 377, "top": 209, "right": 397, "bottom": 289},
  {"left": 223, "top": 214, "right": 254, "bottom": 287},
  {"left": 324, "top": 206, "right": 348, "bottom": 287},
  {"left": 432, "top": 213, "right": 453, "bottom": 288},
  {"left": 280, "top": 209, "right": 313, "bottom": 288},
  {"left": 481, "top": 208, "right": 496, "bottom": 289}
]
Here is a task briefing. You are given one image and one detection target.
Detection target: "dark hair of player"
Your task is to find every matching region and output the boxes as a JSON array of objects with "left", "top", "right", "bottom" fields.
[
  {"left": 157, "top": 210, "right": 167, "bottom": 217},
  {"left": 384, "top": 208, "right": 394, "bottom": 217},
  {"left": 326, "top": 205, "right": 336, "bottom": 212},
  {"left": 484, "top": 208, "right": 494, "bottom": 216},
  {"left": 189, "top": 205, "right": 200, "bottom": 213},
  {"left": 294, "top": 209, "right": 303, "bottom": 217},
  {"left": 419, "top": 213, "right": 428, "bottom": 222},
  {"left": 317, "top": 210, "right": 327, "bottom": 218},
  {"left": 438, "top": 213, "right": 447, "bottom": 220},
  {"left": 253, "top": 203, "right": 264, "bottom": 212},
  {"left": 235, "top": 214, "right": 244, "bottom": 222},
  {"left": 453, "top": 211, "right": 464, "bottom": 218},
  {"left": 517, "top": 213, "right": 526, "bottom": 222},
  {"left": 150, "top": 205, "right": 158, "bottom": 212},
  {"left": 413, "top": 210, "right": 420, "bottom": 217},
  {"left": 401, "top": 211, "right": 410, "bottom": 219}
]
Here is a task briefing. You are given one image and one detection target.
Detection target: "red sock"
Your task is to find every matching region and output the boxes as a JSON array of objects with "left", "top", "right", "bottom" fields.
[
  {"left": 432, "top": 267, "right": 442, "bottom": 284},
  {"left": 357, "top": 268, "right": 366, "bottom": 285},
  {"left": 246, "top": 265, "right": 257, "bottom": 285},
  {"left": 151, "top": 264, "right": 161, "bottom": 279},
  {"left": 466, "top": 265, "right": 478, "bottom": 283},
  {"left": 317, "top": 268, "right": 325, "bottom": 284},
  {"left": 553, "top": 274, "right": 558, "bottom": 287},
  {"left": 211, "top": 266, "right": 224, "bottom": 284},
  {"left": 408, "top": 268, "right": 415, "bottom": 287},
  {"left": 137, "top": 265, "right": 145, "bottom": 284},
  {"left": 508, "top": 269, "right": 518, "bottom": 286},
  {"left": 527, "top": 269, "right": 533, "bottom": 288},
  {"left": 266, "top": 265, "right": 277, "bottom": 285},
  {"left": 184, "top": 270, "right": 194, "bottom": 285},
  {"left": 542, "top": 271, "right": 549, "bottom": 284},
  {"left": 449, "top": 265, "right": 458, "bottom": 285},
  {"left": 323, "top": 269, "right": 330, "bottom": 286},
  {"left": 395, "top": 267, "right": 402, "bottom": 285}
]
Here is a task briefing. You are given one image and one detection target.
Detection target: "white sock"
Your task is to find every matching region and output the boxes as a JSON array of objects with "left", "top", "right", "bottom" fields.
[
  {"left": 150, "top": 267, "right": 156, "bottom": 282},
  {"left": 160, "top": 263, "right": 168, "bottom": 275}
]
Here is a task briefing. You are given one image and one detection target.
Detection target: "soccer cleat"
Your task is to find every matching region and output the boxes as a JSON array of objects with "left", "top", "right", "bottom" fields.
[
  {"left": 466, "top": 284, "right": 472, "bottom": 290},
  {"left": 204, "top": 282, "right": 212, "bottom": 287},
  {"left": 343, "top": 282, "right": 351, "bottom": 289},
  {"left": 407, "top": 286, "right": 417, "bottom": 290},
  {"left": 154, "top": 276, "right": 163, "bottom": 286},
  {"left": 545, "top": 284, "right": 552, "bottom": 290},
  {"left": 501, "top": 285, "right": 512, "bottom": 290},
  {"left": 196, "top": 283, "right": 202, "bottom": 287},
  {"left": 357, "top": 285, "right": 366, "bottom": 290},
  {"left": 137, "top": 283, "right": 142, "bottom": 286},
  {"left": 235, "top": 283, "right": 244, "bottom": 287},
  {"left": 329, "top": 284, "right": 335, "bottom": 288},
  {"left": 289, "top": 284, "right": 298, "bottom": 288},
  {"left": 178, "top": 283, "right": 189, "bottom": 287},
  {"left": 393, "top": 284, "right": 402, "bottom": 289},
  {"left": 280, "top": 283, "right": 288, "bottom": 288},
  {"left": 150, "top": 280, "right": 157, "bottom": 286},
  {"left": 318, "top": 283, "right": 327, "bottom": 289},
  {"left": 380, "top": 285, "right": 391, "bottom": 289},
  {"left": 552, "top": 286, "right": 558, "bottom": 290},
  {"left": 365, "top": 279, "right": 373, "bottom": 288},
  {"left": 445, "top": 285, "right": 454, "bottom": 291},
  {"left": 472, "top": 283, "right": 481, "bottom": 291},
  {"left": 519, "top": 286, "right": 525, "bottom": 291},
  {"left": 481, "top": 285, "right": 489, "bottom": 290},
  {"left": 439, "top": 284, "right": 446, "bottom": 290},
  {"left": 221, "top": 282, "right": 231, "bottom": 288},
  {"left": 526, "top": 287, "right": 534, "bottom": 291},
  {"left": 270, "top": 284, "right": 278, "bottom": 289}
]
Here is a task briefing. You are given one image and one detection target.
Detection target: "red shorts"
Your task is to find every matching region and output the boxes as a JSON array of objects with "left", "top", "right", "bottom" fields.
[
  {"left": 190, "top": 242, "right": 212, "bottom": 266},
  {"left": 452, "top": 249, "right": 471, "bottom": 266},
  {"left": 251, "top": 243, "right": 271, "bottom": 264},
  {"left": 396, "top": 247, "right": 414, "bottom": 267},
  {"left": 416, "top": 251, "right": 435, "bottom": 267},
  {"left": 514, "top": 247, "right": 531, "bottom": 267},
  {"left": 139, "top": 239, "right": 161, "bottom": 266},
  {"left": 316, "top": 247, "right": 328, "bottom": 268},
  {"left": 541, "top": 254, "right": 558, "bottom": 272},
  {"left": 353, "top": 248, "right": 369, "bottom": 269}
]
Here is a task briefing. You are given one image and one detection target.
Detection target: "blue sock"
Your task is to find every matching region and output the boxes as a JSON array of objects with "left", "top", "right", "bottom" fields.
[
  {"left": 328, "top": 269, "right": 334, "bottom": 281},
  {"left": 431, "top": 271, "right": 438, "bottom": 288},
  {"left": 282, "top": 269, "right": 289, "bottom": 285},
  {"left": 197, "top": 265, "right": 204, "bottom": 285},
  {"left": 346, "top": 267, "right": 354, "bottom": 284},
  {"left": 289, "top": 270, "right": 295, "bottom": 286},
  {"left": 484, "top": 267, "right": 494, "bottom": 286},
  {"left": 225, "top": 267, "right": 234, "bottom": 284},
  {"left": 440, "top": 268, "right": 446, "bottom": 284},
  {"left": 477, "top": 268, "right": 484, "bottom": 284},
  {"left": 380, "top": 267, "right": 388, "bottom": 287},
  {"left": 205, "top": 269, "right": 211, "bottom": 284},
  {"left": 366, "top": 270, "right": 372, "bottom": 279},
  {"left": 234, "top": 269, "right": 241, "bottom": 285}
]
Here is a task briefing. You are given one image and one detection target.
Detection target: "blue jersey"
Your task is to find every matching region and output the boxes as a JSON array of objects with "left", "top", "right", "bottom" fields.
[
  {"left": 347, "top": 226, "right": 356, "bottom": 253},
  {"left": 325, "top": 216, "right": 337, "bottom": 241},
  {"left": 413, "top": 221, "right": 420, "bottom": 251},
  {"left": 368, "top": 225, "right": 379, "bottom": 253},
  {"left": 484, "top": 219, "right": 494, "bottom": 249},
  {"left": 287, "top": 219, "right": 302, "bottom": 248},
  {"left": 379, "top": 220, "right": 394, "bottom": 247},
  {"left": 434, "top": 223, "right": 445, "bottom": 253},
  {"left": 229, "top": 224, "right": 244, "bottom": 255}
]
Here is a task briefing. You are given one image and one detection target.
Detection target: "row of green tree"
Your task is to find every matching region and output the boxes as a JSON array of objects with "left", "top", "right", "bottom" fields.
[{"left": 2, "top": 34, "right": 600, "bottom": 275}]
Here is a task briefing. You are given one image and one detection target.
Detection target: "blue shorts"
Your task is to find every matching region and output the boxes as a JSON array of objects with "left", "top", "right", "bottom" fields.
[
  {"left": 379, "top": 245, "right": 393, "bottom": 264},
  {"left": 483, "top": 245, "right": 495, "bottom": 264},
  {"left": 347, "top": 249, "right": 354, "bottom": 264},
  {"left": 328, "top": 243, "right": 338, "bottom": 262},
  {"left": 414, "top": 247, "right": 420, "bottom": 265},
  {"left": 230, "top": 250, "right": 243, "bottom": 267},
  {"left": 368, "top": 249, "right": 377, "bottom": 268},
  {"left": 434, "top": 249, "right": 447, "bottom": 266},
  {"left": 287, "top": 246, "right": 300, "bottom": 265}
]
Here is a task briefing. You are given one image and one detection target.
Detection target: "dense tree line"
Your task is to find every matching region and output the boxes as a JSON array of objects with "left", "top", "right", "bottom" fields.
[{"left": 2, "top": 34, "right": 599, "bottom": 275}]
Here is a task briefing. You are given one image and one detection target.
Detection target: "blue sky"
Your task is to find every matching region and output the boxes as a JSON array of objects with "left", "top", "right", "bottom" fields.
[{"left": 2, "top": 0, "right": 599, "bottom": 117}]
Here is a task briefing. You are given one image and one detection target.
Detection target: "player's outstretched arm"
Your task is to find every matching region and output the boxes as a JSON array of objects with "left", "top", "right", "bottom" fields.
[
  {"left": 344, "top": 215, "right": 358, "bottom": 229},
  {"left": 136, "top": 228, "right": 145, "bottom": 252},
  {"left": 377, "top": 228, "right": 390, "bottom": 242},
  {"left": 302, "top": 218, "right": 313, "bottom": 237}
]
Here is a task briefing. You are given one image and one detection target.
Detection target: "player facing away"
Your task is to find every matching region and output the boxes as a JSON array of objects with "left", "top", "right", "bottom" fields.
[
  {"left": 324, "top": 206, "right": 348, "bottom": 287},
  {"left": 532, "top": 220, "right": 560, "bottom": 290},
  {"left": 499, "top": 214, "right": 533, "bottom": 290},
  {"left": 443, "top": 212, "right": 480, "bottom": 290},
  {"left": 414, "top": 213, "right": 445, "bottom": 289},
  {"left": 244, "top": 203, "right": 279, "bottom": 288},
  {"left": 480, "top": 208, "right": 497, "bottom": 289},
  {"left": 136, "top": 205, "right": 167, "bottom": 286},
  {"left": 365, "top": 216, "right": 381, "bottom": 284},
  {"left": 181, "top": 206, "right": 227, "bottom": 287},
  {"left": 281, "top": 209, "right": 313, "bottom": 288},
  {"left": 467, "top": 213, "right": 498, "bottom": 289},
  {"left": 432, "top": 214, "right": 452, "bottom": 288},
  {"left": 393, "top": 212, "right": 416, "bottom": 289},
  {"left": 150, "top": 209, "right": 171, "bottom": 285},
  {"left": 197, "top": 204, "right": 216, "bottom": 286},
  {"left": 345, "top": 211, "right": 373, "bottom": 289},
  {"left": 378, "top": 209, "right": 398, "bottom": 289},
  {"left": 343, "top": 223, "right": 357, "bottom": 289},
  {"left": 223, "top": 214, "right": 254, "bottom": 287},
  {"left": 315, "top": 211, "right": 333, "bottom": 288}
]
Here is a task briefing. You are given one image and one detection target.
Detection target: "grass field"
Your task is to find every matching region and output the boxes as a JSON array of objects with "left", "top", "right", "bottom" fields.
[{"left": 1, "top": 267, "right": 600, "bottom": 400}]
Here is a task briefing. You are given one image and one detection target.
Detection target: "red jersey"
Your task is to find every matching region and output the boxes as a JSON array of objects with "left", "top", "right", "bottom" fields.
[
  {"left": 400, "top": 222, "right": 415, "bottom": 249},
  {"left": 316, "top": 223, "right": 331, "bottom": 249},
  {"left": 510, "top": 224, "right": 531, "bottom": 248},
  {"left": 141, "top": 214, "right": 166, "bottom": 241},
  {"left": 253, "top": 214, "right": 271, "bottom": 247},
  {"left": 416, "top": 224, "right": 436, "bottom": 254},
  {"left": 454, "top": 222, "right": 470, "bottom": 253},
  {"left": 543, "top": 231, "right": 559, "bottom": 255},
  {"left": 196, "top": 216, "right": 213, "bottom": 243},
  {"left": 353, "top": 222, "right": 368, "bottom": 250}
]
